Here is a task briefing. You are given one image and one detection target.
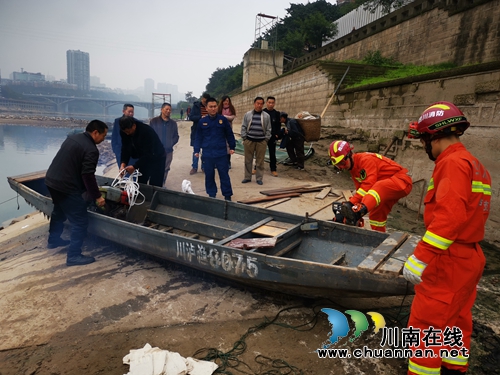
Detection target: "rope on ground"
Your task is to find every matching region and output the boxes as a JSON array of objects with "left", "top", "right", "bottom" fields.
[
  {"left": 191, "top": 295, "right": 412, "bottom": 374},
  {"left": 192, "top": 304, "right": 325, "bottom": 374}
]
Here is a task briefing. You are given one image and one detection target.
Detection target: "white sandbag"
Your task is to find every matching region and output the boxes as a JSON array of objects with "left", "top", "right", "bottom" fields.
[
  {"left": 182, "top": 180, "right": 195, "bottom": 194},
  {"left": 123, "top": 343, "right": 217, "bottom": 375},
  {"left": 185, "top": 357, "right": 219, "bottom": 375}
]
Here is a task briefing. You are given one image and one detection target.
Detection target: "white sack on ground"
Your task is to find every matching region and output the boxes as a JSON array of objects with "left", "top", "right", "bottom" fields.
[
  {"left": 123, "top": 343, "right": 218, "bottom": 375},
  {"left": 181, "top": 180, "right": 195, "bottom": 194}
]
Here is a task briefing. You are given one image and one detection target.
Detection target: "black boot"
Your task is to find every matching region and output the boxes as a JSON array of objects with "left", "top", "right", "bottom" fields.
[
  {"left": 67, "top": 254, "right": 95, "bottom": 266},
  {"left": 441, "top": 367, "right": 466, "bottom": 375}
]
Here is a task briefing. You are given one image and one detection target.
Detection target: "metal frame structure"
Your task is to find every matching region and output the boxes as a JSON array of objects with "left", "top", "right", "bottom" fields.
[
  {"left": 152, "top": 92, "right": 171, "bottom": 118},
  {"left": 254, "top": 13, "right": 278, "bottom": 50}
]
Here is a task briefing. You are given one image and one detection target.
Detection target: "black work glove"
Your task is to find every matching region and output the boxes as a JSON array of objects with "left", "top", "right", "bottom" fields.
[{"left": 340, "top": 202, "right": 367, "bottom": 226}]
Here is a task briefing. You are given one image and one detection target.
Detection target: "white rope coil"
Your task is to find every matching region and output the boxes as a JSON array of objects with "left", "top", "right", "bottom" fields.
[{"left": 111, "top": 169, "right": 145, "bottom": 210}]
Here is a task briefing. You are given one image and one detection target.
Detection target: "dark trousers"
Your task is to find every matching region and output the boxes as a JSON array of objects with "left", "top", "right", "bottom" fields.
[
  {"left": 267, "top": 137, "right": 278, "bottom": 172},
  {"left": 138, "top": 157, "right": 166, "bottom": 187},
  {"left": 286, "top": 137, "right": 305, "bottom": 168},
  {"left": 47, "top": 187, "right": 88, "bottom": 257},
  {"left": 204, "top": 155, "right": 233, "bottom": 198}
]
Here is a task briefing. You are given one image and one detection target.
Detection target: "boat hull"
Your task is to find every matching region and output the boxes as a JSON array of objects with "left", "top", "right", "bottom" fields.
[{"left": 8, "top": 171, "right": 417, "bottom": 298}]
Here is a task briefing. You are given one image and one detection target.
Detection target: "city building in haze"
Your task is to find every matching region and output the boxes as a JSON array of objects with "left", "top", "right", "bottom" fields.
[
  {"left": 144, "top": 78, "right": 155, "bottom": 99},
  {"left": 67, "top": 50, "right": 90, "bottom": 91},
  {"left": 10, "top": 69, "right": 45, "bottom": 82}
]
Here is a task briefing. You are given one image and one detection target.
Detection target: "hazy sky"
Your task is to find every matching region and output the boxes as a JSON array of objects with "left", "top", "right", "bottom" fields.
[{"left": 0, "top": 0, "right": 319, "bottom": 96}]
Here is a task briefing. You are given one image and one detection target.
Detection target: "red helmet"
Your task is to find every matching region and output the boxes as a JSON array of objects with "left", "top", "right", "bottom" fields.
[
  {"left": 413, "top": 101, "right": 469, "bottom": 137},
  {"left": 328, "top": 140, "right": 353, "bottom": 165}
]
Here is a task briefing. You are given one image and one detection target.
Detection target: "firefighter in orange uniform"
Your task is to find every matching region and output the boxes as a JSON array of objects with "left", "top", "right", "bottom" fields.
[
  {"left": 404, "top": 102, "right": 491, "bottom": 375},
  {"left": 328, "top": 140, "right": 413, "bottom": 232}
]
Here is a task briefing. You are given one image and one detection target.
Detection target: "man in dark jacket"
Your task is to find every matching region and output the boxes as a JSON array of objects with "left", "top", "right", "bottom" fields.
[
  {"left": 119, "top": 116, "right": 166, "bottom": 187},
  {"left": 45, "top": 120, "right": 108, "bottom": 266},
  {"left": 149, "top": 102, "right": 179, "bottom": 186},
  {"left": 111, "top": 103, "right": 139, "bottom": 167},
  {"left": 189, "top": 93, "right": 210, "bottom": 174},
  {"left": 263, "top": 96, "right": 282, "bottom": 177},
  {"left": 194, "top": 98, "right": 236, "bottom": 200},
  {"left": 281, "top": 112, "right": 305, "bottom": 170}
]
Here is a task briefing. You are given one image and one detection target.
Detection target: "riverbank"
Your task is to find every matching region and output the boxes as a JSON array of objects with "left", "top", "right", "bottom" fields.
[
  {"left": 1, "top": 121, "right": 498, "bottom": 374},
  {"left": 0, "top": 113, "right": 89, "bottom": 128}
]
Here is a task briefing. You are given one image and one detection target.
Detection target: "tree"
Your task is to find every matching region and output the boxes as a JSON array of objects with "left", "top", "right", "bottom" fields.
[
  {"left": 362, "top": 0, "right": 408, "bottom": 14},
  {"left": 260, "top": 0, "right": 341, "bottom": 58},
  {"left": 185, "top": 91, "right": 197, "bottom": 104},
  {"left": 205, "top": 64, "right": 243, "bottom": 99}
]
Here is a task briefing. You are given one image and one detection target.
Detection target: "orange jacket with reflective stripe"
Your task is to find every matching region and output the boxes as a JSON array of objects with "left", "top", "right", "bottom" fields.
[
  {"left": 349, "top": 153, "right": 409, "bottom": 205},
  {"left": 414, "top": 143, "right": 491, "bottom": 263}
]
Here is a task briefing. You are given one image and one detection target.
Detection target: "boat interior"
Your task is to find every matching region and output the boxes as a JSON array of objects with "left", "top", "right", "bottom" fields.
[{"left": 14, "top": 173, "right": 417, "bottom": 275}]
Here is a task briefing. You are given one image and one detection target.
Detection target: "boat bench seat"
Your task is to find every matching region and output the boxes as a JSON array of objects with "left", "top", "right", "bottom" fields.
[{"left": 357, "top": 232, "right": 411, "bottom": 274}]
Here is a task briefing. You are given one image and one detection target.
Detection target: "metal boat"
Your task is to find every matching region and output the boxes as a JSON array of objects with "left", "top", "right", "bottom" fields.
[{"left": 8, "top": 171, "right": 418, "bottom": 298}]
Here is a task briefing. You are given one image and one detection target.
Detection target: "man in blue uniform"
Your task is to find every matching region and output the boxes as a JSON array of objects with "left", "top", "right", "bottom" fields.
[{"left": 194, "top": 97, "right": 236, "bottom": 201}]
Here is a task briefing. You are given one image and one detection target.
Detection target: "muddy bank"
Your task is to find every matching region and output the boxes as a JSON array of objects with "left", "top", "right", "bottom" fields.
[
  {"left": 0, "top": 114, "right": 90, "bottom": 128},
  {"left": 0, "top": 120, "right": 498, "bottom": 375}
]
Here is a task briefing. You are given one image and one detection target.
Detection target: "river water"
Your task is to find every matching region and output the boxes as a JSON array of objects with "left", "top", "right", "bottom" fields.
[{"left": 0, "top": 124, "right": 106, "bottom": 226}]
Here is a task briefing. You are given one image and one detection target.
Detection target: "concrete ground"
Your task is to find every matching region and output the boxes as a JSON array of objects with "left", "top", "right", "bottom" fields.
[{"left": 0, "top": 121, "right": 497, "bottom": 374}]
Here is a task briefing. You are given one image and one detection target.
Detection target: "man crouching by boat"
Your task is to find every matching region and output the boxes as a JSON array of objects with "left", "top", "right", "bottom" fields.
[
  {"left": 119, "top": 116, "right": 166, "bottom": 187},
  {"left": 45, "top": 120, "right": 108, "bottom": 266}
]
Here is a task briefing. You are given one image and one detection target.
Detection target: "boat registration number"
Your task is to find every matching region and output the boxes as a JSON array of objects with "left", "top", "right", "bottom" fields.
[{"left": 176, "top": 241, "right": 259, "bottom": 278}]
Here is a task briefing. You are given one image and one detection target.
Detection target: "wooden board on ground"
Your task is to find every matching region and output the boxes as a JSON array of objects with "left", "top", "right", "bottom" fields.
[
  {"left": 331, "top": 189, "right": 342, "bottom": 197},
  {"left": 342, "top": 190, "right": 353, "bottom": 201},
  {"left": 260, "top": 184, "right": 331, "bottom": 196},
  {"left": 315, "top": 187, "right": 331, "bottom": 200},
  {"left": 226, "top": 237, "right": 277, "bottom": 250},
  {"left": 377, "top": 235, "right": 421, "bottom": 275},
  {"left": 258, "top": 185, "right": 311, "bottom": 195},
  {"left": 251, "top": 220, "right": 295, "bottom": 237},
  {"left": 309, "top": 198, "right": 341, "bottom": 216},
  {"left": 357, "top": 232, "right": 409, "bottom": 273},
  {"left": 260, "top": 197, "right": 291, "bottom": 209},
  {"left": 237, "top": 193, "right": 300, "bottom": 204}
]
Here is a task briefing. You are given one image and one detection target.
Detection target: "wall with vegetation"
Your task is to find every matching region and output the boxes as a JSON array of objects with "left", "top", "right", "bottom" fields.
[
  {"left": 286, "top": 0, "right": 500, "bottom": 70},
  {"left": 230, "top": 0, "right": 500, "bottom": 243}
]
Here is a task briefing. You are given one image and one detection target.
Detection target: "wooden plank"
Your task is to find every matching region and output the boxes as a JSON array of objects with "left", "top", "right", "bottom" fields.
[
  {"left": 263, "top": 221, "right": 295, "bottom": 229},
  {"left": 158, "top": 225, "right": 173, "bottom": 233},
  {"left": 331, "top": 189, "right": 343, "bottom": 197},
  {"left": 273, "top": 238, "right": 302, "bottom": 257},
  {"left": 377, "top": 235, "right": 421, "bottom": 275},
  {"left": 237, "top": 193, "right": 300, "bottom": 204},
  {"left": 260, "top": 197, "right": 290, "bottom": 208},
  {"left": 146, "top": 210, "right": 239, "bottom": 240},
  {"left": 226, "top": 237, "right": 277, "bottom": 250},
  {"left": 342, "top": 190, "right": 353, "bottom": 201},
  {"left": 216, "top": 217, "right": 274, "bottom": 246},
  {"left": 258, "top": 185, "right": 311, "bottom": 195},
  {"left": 251, "top": 220, "right": 294, "bottom": 237},
  {"left": 357, "top": 232, "right": 409, "bottom": 273},
  {"left": 262, "top": 185, "right": 332, "bottom": 196},
  {"left": 252, "top": 225, "right": 287, "bottom": 237},
  {"left": 315, "top": 187, "right": 331, "bottom": 200},
  {"left": 309, "top": 197, "right": 342, "bottom": 216}
]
